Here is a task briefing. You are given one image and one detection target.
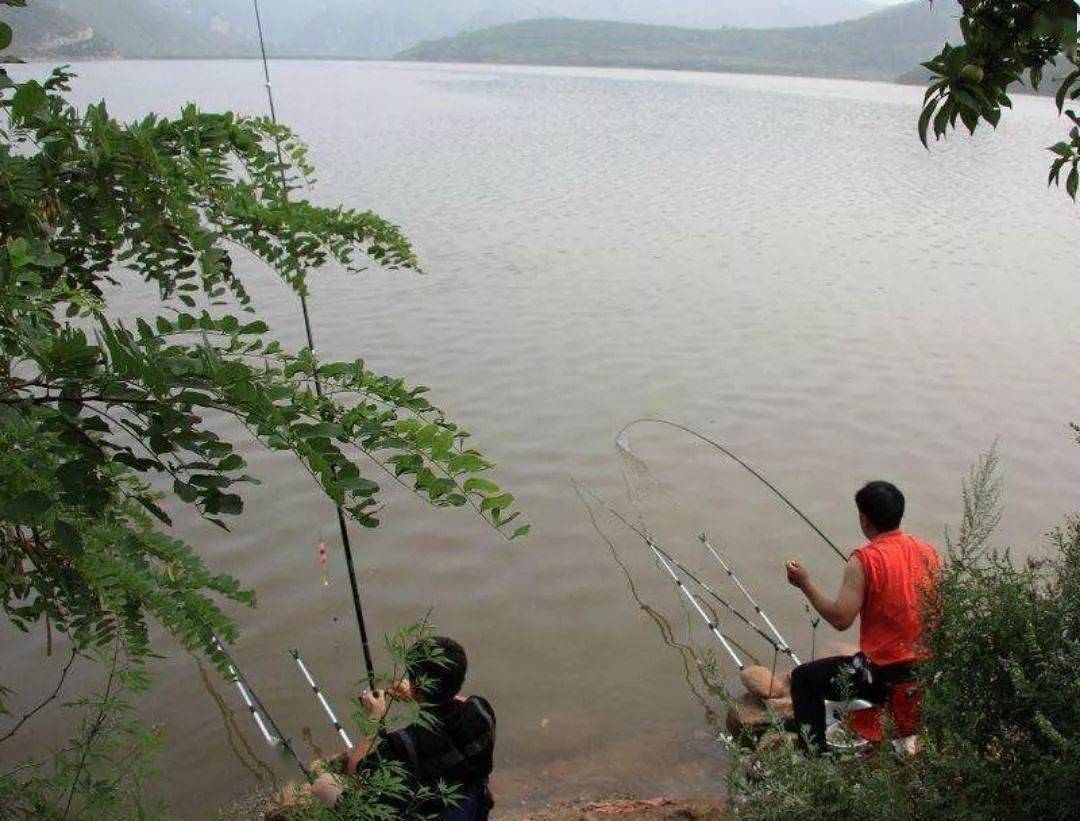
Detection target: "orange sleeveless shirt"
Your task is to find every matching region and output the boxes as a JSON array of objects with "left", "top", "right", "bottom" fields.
[{"left": 853, "top": 530, "right": 941, "bottom": 666}]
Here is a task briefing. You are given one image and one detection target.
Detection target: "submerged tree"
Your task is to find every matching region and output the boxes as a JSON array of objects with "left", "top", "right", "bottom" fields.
[
  {"left": 0, "top": 0, "right": 524, "bottom": 736},
  {"left": 919, "top": 1, "right": 1080, "bottom": 197}
]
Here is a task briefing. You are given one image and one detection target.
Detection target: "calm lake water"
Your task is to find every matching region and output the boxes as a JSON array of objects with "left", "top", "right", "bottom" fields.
[{"left": 3, "top": 60, "right": 1080, "bottom": 817}]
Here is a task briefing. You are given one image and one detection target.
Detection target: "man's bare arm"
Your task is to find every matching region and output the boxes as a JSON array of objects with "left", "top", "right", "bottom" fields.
[{"left": 786, "top": 556, "right": 865, "bottom": 631}]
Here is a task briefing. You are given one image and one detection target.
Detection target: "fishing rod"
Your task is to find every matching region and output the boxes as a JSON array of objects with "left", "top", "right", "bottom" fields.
[
  {"left": 214, "top": 637, "right": 312, "bottom": 781},
  {"left": 699, "top": 535, "right": 802, "bottom": 666},
  {"left": 651, "top": 543, "right": 745, "bottom": 671},
  {"left": 291, "top": 650, "right": 354, "bottom": 749},
  {"left": 617, "top": 418, "right": 847, "bottom": 563},
  {"left": 650, "top": 539, "right": 791, "bottom": 661},
  {"left": 250, "top": 0, "right": 377, "bottom": 690},
  {"left": 574, "top": 481, "right": 779, "bottom": 665}
]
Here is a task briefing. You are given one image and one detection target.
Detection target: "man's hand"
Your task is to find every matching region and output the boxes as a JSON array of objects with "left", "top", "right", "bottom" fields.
[
  {"left": 786, "top": 559, "right": 810, "bottom": 590},
  {"left": 388, "top": 677, "right": 413, "bottom": 701},
  {"left": 306, "top": 773, "right": 344, "bottom": 808},
  {"left": 360, "top": 688, "right": 389, "bottom": 721},
  {"left": 342, "top": 745, "right": 367, "bottom": 776}
]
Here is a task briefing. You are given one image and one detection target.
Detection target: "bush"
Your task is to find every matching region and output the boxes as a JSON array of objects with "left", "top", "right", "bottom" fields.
[{"left": 728, "top": 452, "right": 1080, "bottom": 821}]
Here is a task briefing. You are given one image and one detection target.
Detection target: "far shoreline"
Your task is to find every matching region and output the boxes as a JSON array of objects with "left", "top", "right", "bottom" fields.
[{"left": 13, "top": 54, "right": 1049, "bottom": 100}]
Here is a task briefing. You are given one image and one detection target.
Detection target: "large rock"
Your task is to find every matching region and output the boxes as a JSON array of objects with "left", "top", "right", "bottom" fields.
[
  {"left": 740, "top": 665, "right": 787, "bottom": 699},
  {"left": 774, "top": 669, "right": 792, "bottom": 697},
  {"left": 725, "top": 692, "right": 770, "bottom": 738},
  {"left": 764, "top": 696, "right": 794, "bottom": 720}
]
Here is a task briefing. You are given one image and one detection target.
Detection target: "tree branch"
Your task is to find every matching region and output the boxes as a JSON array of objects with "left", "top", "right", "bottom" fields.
[
  {"left": 62, "top": 646, "right": 120, "bottom": 819},
  {"left": 0, "top": 647, "right": 79, "bottom": 745}
]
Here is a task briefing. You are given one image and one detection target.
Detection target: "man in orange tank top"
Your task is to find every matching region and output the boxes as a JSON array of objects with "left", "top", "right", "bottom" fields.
[{"left": 784, "top": 481, "right": 941, "bottom": 752}]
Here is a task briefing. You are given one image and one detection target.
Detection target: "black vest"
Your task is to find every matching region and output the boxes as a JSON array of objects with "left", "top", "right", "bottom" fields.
[{"left": 385, "top": 696, "right": 497, "bottom": 789}]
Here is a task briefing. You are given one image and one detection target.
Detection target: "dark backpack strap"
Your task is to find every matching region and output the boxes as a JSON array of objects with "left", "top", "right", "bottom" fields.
[
  {"left": 392, "top": 727, "right": 422, "bottom": 774},
  {"left": 468, "top": 697, "right": 496, "bottom": 741}
]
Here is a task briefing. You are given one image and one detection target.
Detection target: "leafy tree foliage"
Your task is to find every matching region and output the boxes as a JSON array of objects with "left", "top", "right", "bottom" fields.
[
  {"left": 0, "top": 0, "right": 525, "bottom": 689},
  {"left": 919, "top": 1, "right": 1080, "bottom": 197}
]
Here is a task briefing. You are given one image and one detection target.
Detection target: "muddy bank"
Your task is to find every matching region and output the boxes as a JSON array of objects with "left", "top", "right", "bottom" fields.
[{"left": 511, "top": 797, "right": 727, "bottom": 820}]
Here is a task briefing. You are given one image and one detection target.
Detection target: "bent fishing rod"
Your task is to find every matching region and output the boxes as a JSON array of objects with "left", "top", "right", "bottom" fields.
[
  {"left": 617, "top": 418, "right": 847, "bottom": 563},
  {"left": 574, "top": 481, "right": 786, "bottom": 665},
  {"left": 251, "top": 0, "right": 377, "bottom": 690},
  {"left": 699, "top": 535, "right": 801, "bottom": 665},
  {"left": 214, "top": 637, "right": 312, "bottom": 781}
]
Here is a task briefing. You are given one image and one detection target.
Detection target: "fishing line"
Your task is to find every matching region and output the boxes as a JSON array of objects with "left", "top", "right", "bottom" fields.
[
  {"left": 575, "top": 481, "right": 779, "bottom": 646},
  {"left": 574, "top": 482, "right": 728, "bottom": 719},
  {"left": 616, "top": 418, "right": 847, "bottom": 563},
  {"left": 250, "top": 0, "right": 377, "bottom": 690},
  {"left": 194, "top": 655, "right": 277, "bottom": 786},
  {"left": 214, "top": 636, "right": 312, "bottom": 781},
  {"left": 574, "top": 480, "right": 774, "bottom": 665}
]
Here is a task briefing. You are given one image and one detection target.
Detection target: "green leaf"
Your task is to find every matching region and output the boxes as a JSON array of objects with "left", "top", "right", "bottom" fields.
[
  {"left": 958, "top": 106, "right": 979, "bottom": 134},
  {"left": 933, "top": 101, "right": 951, "bottom": 140},
  {"left": 952, "top": 88, "right": 980, "bottom": 113},
  {"left": 33, "top": 250, "right": 65, "bottom": 268},
  {"left": 4, "top": 491, "right": 52, "bottom": 520},
  {"left": 1067, "top": 166, "right": 1079, "bottom": 200},
  {"left": 1049, "top": 142, "right": 1073, "bottom": 159},
  {"left": 219, "top": 453, "right": 244, "bottom": 472},
  {"left": 12, "top": 81, "right": 46, "bottom": 119},
  {"left": 217, "top": 494, "right": 243, "bottom": 515},
  {"left": 1056, "top": 70, "right": 1080, "bottom": 112},
  {"left": 918, "top": 100, "right": 938, "bottom": 148},
  {"left": 1049, "top": 157, "right": 1067, "bottom": 186},
  {"left": 340, "top": 476, "right": 380, "bottom": 496},
  {"left": 480, "top": 493, "right": 514, "bottom": 513},
  {"left": 54, "top": 520, "right": 83, "bottom": 556},
  {"left": 448, "top": 452, "right": 488, "bottom": 475},
  {"left": 173, "top": 480, "right": 199, "bottom": 503},
  {"left": 0, "top": 22, "right": 12, "bottom": 51},
  {"left": 463, "top": 478, "right": 500, "bottom": 495}
]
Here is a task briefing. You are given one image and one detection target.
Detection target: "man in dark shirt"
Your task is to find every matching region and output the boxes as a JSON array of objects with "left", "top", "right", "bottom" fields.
[{"left": 307, "top": 636, "right": 496, "bottom": 819}]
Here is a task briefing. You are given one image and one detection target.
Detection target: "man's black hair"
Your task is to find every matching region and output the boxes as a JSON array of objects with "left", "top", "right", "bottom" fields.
[
  {"left": 405, "top": 636, "right": 467, "bottom": 704},
  {"left": 855, "top": 481, "right": 905, "bottom": 533}
]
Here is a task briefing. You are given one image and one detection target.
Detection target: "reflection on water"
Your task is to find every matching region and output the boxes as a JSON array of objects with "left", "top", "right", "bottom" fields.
[{"left": 2, "top": 59, "right": 1080, "bottom": 817}]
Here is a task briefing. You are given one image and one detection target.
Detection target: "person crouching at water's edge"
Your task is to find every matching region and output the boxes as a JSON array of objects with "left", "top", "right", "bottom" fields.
[
  {"left": 308, "top": 636, "right": 496, "bottom": 819},
  {"left": 785, "top": 481, "right": 940, "bottom": 752}
]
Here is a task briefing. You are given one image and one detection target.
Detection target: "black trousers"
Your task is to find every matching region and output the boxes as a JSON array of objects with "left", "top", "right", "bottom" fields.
[{"left": 790, "top": 655, "right": 890, "bottom": 752}]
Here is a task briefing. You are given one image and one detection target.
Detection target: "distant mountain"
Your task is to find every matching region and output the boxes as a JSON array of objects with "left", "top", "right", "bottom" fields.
[
  {"left": 0, "top": 4, "right": 116, "bottom": 59},
  {"left": 285, "top": 0, "right": 881, "bottom": 59},
  {"left": 45, "top": 0, "right": 246, "bottom": 57},
  {"left": 1, "top": 0, "right": 250, "bottom": 59},
  {"left": 152, "top": 1, "right": 331, "bottom": 48},
  {"left": 397, "top": 1, "right": 960, "bottom": 81}
]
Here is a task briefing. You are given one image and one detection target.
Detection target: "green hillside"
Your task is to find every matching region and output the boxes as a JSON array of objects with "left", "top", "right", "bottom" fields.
[{"left": 397, "top": 1, "right": 960, "bottom": 81}]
